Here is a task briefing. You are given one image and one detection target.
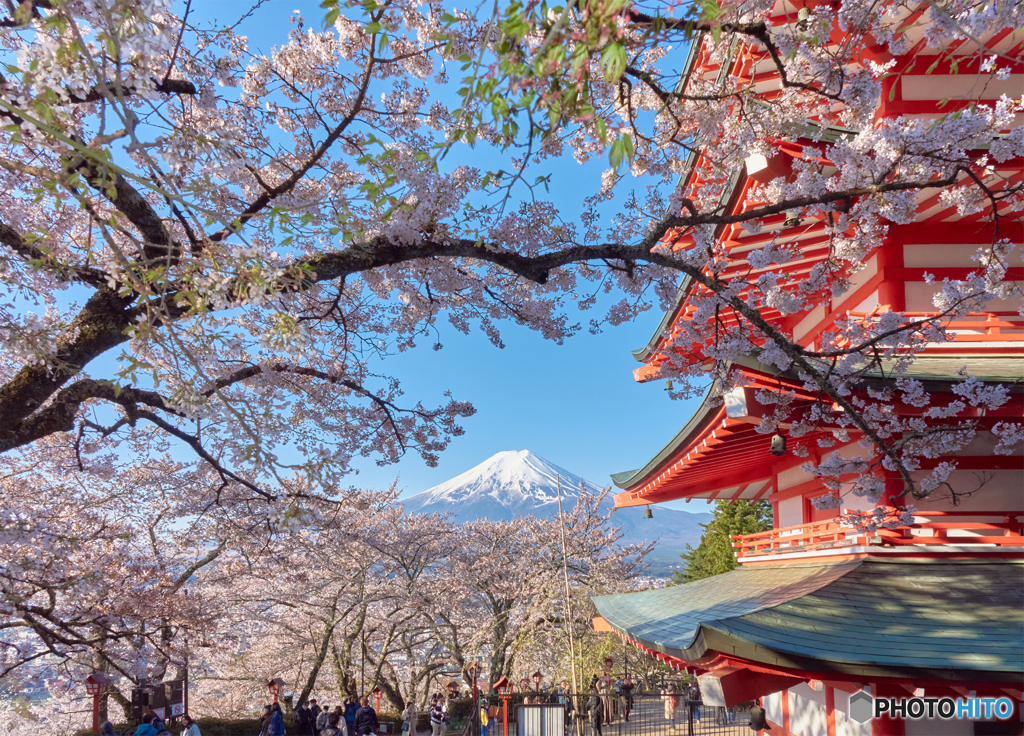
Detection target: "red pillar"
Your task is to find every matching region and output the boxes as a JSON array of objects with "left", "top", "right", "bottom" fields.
[
  {"left": 870, "top": 684, "right": 905, "bottom": 736},
  {"left": 781, "top": 688, "right": 790, "bottom": 733},
  {"left": 825, "top": 686, "right": 836, "bottom": 736},
  {"left": 875, "top": 241, "right": 906, "bottom": 312},
  {"left": 92, "top": 692, "right": 101, "bottom": 735}
]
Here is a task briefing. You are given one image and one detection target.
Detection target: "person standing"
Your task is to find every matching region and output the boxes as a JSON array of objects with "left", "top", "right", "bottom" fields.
[
  {"left": 661, "top": 687, "right": 677, "bottom": 730},
  {"left": 620, "top": 677, "right": 633, "bottom": 722},
  {"left": 181, "top": 715, "right": 202, "bottom": 736},
  {"left": 587, "top": 689, "right": 603, "bottom": 736},
  {"left": 402, "top": 701, "right": 417, "bottom": 736},
  {"left": 316, "top": 705, "right": 331, "bottom": 735},
  {"left": 686, "top": 682, "right": 701, "bottom": 725},
  {"left": 268, "top": 702, "right": 286, "bottom": 736},
  {"left": 479, "top": 702, "right": 490, "bottom": 736},
  {"left": 436, "top": 691, "right": 448, "bottom": 736},
  {"left": 310, "top": 700, "right": 323, "bottom": 736},
  {"left": 345, "top": 697, "right": 360, "bottom": 736},
  {"left": 430, "top": 695, "right": 444, "bottom": 736},
  {"left": 597, "top": 674, "right": 613, "bottom": 725},
  {"left": 296, "top": 702, "right": 314, "bottom": 736},
  {"left": 321, "top": 713, "right": 347, "bottom": 736},
  {"left": 355, "top": 697, "right": 379, "bottom": 736}
]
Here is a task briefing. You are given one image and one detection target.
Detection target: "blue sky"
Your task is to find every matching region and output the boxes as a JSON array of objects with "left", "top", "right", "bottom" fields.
[{"left": 183, "top": 2, "right": 708, "bottom": 509}]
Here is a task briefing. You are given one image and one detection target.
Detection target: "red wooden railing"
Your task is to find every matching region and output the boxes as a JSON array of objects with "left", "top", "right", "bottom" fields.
[
  {"left": 846, "top": 310, "right": 1023, "bottom": 342},
  {"left": 731, "top": 510, "right": 1024, "bottom": 559}
]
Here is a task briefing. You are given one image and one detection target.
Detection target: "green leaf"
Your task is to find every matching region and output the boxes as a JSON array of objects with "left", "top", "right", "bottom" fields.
[
  {"left": 600, "top": 42, "right": 627, "bottom": 82},
  {"left": 366, "top": 20, "right": 382, "bottom": 34}
]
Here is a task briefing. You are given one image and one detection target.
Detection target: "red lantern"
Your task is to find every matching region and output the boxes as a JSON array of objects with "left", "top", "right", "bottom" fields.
[
  {"left": 467, "top": 661, "right": 482, "bottom": 703},
  {"left": 85, "top": 674, "right": 111, "bottom": 736},
  {"left": 373, "top": 686, "right": 383, "bottom": 712},
  {"left": 493, "top": 676, "right": 513, "bottom": 736},
  {"left": 268, "top": 678, "right": 285, "bottom": 703},
  {"left": 531, "top": 671, "right": 542, "bottom": 692}
]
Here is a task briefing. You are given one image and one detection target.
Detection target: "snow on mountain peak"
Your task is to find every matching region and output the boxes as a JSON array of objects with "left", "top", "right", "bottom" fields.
[{"left": 403, "top": 450, "right": 602, "bottom": 515}]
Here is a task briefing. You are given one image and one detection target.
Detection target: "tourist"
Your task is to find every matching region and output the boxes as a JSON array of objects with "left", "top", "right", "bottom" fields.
[
  {"left": 181, "top": 714, "right": 202, "bottom": 736},
  {"left": 479, "top": 701, "right": 490, "bottom": 736},
  {"left": 597, "top": 673, "right": 613, "bottom": 724},
  {"left": 317, "top": 705, "right": 331, "bottom": 734},
  {"left": 100, "top": 722, "right": 116, "bottom": 736},
  {"left": 345, "top": 696, "right": 360, "bottom": 735},
  {"left": 661, "top": 687, "right": 677, "bottom": 730},
  {"left": 321, "top": 713, "right": 347, "bottom": 736},
  {"left": 430, "top": 695, "right": 444, "bottom": 736},
  {"left": 355, "top": 696, "right": 380, "bottom": 736},
  {"left": 295, "top": 701, "right": 313, "bottom": 736},
  {"left": 587, "top": 689, "right": 603, "bottom": 736},
  {"left": 686, "top": 682, "right": 701, "bottom": 725},
  {"left": 131, "top": 712, "right": 159, "bottom": 736},
  {"left": 402, "top": 700, "right": 417, "bottom": 735},
  {"left": 311, "top": 700, "right": 323, "bottom": 735},
  {"left": 268, "top": 702, "right": 286, "bottom": 736},
  {"left": 621, "top": 676, "right": 634, "bottom": 721}
]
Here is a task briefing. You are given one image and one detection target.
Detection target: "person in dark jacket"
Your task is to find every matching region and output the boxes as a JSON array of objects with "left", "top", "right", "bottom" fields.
[
  {"left": 311, "top": 700, "right": 323, "bottom": 736},
  {"left": 588, "top": 689, "right": 603, "bottom": 736},
  {"left": 296, "top": 702, "right": 314, "bottom": 736},
  {"left": 354, "top": 697, "right": 379, "bottom": 736}
]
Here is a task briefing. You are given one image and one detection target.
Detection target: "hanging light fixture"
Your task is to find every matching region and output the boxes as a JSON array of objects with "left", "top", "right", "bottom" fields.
[
  {"left": 644, "top": 505, "right": 653, "bottom": 519},
  {"left": 784, "top": 211, "right": 802, "bottom": 228},
  {"left": 664, "top": 379, "right": 673, "bottom": 391},
  {"left": 769, "top": 432, "right": 787, "bottom": 456}
]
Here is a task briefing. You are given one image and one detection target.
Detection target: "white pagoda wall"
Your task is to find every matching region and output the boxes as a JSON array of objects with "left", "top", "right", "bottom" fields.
[
  {"left": 833, "top": 689, "right": 871, "bottom": 736},
  {"left": 789, "top": 683, "right": 828, "bottom": 736}
]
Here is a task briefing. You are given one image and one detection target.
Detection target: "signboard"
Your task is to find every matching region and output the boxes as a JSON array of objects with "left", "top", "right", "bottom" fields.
[{"left": 131, "top": 680, "right": 184, "bottom": 723}]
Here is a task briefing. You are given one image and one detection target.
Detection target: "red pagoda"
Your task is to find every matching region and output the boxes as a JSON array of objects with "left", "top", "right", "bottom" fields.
[{"left": 590, "top": 3, "right": 1024, "bottom": 736}]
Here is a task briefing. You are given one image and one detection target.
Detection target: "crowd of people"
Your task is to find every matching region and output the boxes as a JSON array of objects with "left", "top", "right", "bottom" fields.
[
  {"left": 97, "top": 711, "right": 202, "bottom": 736},
  {"left": 289, "top": 695, "right": 380, "bottom": 736},
  {"left": 96, "top": 676, "right": 706, "bottom": 736}
]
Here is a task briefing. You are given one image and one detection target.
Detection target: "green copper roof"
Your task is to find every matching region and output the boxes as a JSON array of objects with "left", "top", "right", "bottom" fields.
[{"left": 592, "top": 560, "right": 1024, "bottom": 681}]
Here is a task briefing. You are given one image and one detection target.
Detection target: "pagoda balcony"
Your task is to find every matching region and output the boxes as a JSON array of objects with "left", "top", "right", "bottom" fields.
[
  {"left": 846, "top": 310, "right": 1024, "bottom": 342},
  {"left": 731, "top": 510, "right": 1024, "bottom": 562}
]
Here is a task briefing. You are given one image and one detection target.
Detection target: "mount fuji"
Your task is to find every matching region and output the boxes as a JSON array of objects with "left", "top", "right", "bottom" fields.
[{"left": 402, "top": 450, "right": 712, "bottom": 575}]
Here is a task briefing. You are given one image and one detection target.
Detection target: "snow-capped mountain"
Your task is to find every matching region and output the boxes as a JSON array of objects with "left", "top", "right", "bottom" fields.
[
  {"left": 403, "top": 450, "right": 600, "bottom": 520},
  {"left": 402, "top": 450, "right": 712, "bottom": 574}
]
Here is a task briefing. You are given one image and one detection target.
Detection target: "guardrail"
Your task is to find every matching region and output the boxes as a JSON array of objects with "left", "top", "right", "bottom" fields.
[{"left": 730, "top": 510, "right": 1024, "bottom": 559}]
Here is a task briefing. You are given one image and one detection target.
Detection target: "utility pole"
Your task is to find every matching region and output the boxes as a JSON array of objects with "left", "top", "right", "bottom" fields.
[{"left": 555, "top": 474, "right": 582, "bottom": 736}]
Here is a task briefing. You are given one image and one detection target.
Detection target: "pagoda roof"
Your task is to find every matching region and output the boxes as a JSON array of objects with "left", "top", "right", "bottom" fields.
[
  {"left": 591, "top": 560, "right": 1024, "bottom": 683},
  {"left": 611, "top": 354, "right": 1023, "bottom": 501}
]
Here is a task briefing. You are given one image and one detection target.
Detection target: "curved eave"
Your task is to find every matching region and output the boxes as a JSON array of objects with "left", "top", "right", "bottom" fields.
[{"left": 610, "top": 383, "right": 719, "bottom": 493}]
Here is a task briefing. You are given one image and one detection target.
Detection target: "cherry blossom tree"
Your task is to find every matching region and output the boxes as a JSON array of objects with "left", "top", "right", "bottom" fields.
[
  {"left": 0, "top": 0, "right": 1019, "bottom": 522},
  {"left": 422, "top": 490, "right": 649, "bottom": 689}
]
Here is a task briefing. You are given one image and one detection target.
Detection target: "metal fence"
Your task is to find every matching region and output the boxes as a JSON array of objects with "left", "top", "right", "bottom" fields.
[{"left": 480, "top": 693, "right": 752, "bottom": 736}]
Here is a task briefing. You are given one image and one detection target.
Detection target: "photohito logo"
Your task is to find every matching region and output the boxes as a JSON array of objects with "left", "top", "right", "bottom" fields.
[{"left": 847, "top": 692, "right": 1016, "bottom": 724}]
